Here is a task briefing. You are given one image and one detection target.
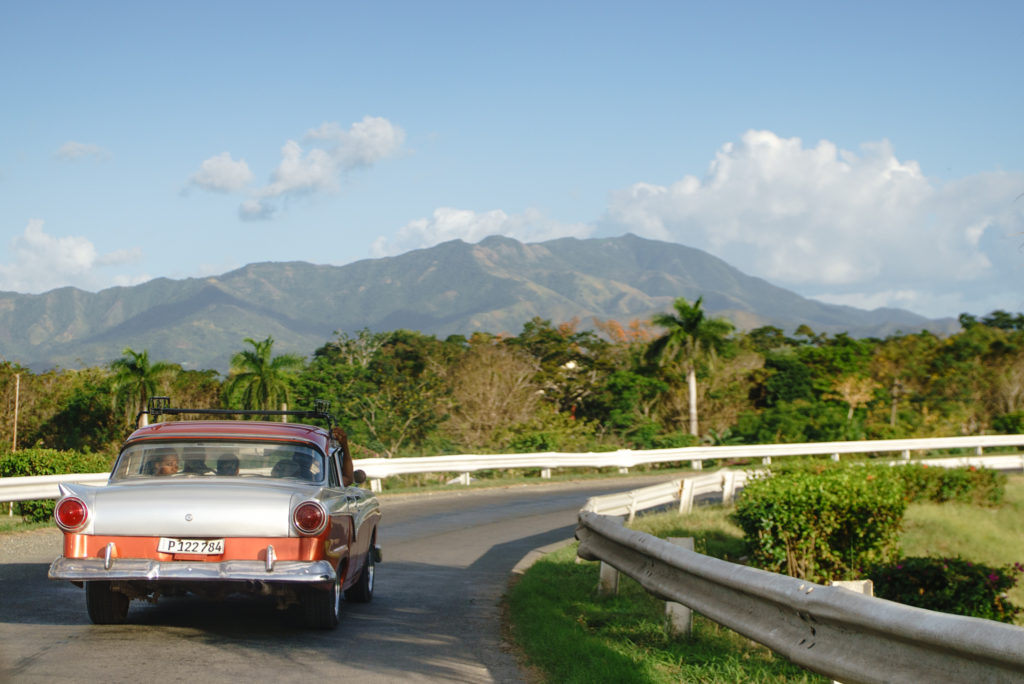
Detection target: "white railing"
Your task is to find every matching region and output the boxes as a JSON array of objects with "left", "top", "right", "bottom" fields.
[
  {"left": 355, "top": 434, "right": 1024, "bottom": 491},
  {"left": 0, "top": 472, "right": 110, "bottom": 503},
  {"left": 576, "top": 511, "right": 1024, "bottom": 683},
  {"left": 2, "top": 436, "right": 1023, "bottom": 502}
]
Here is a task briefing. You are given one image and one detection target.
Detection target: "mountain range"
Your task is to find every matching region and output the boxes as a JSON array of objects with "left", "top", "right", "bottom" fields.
[{"left": 0, "top": 234, "right": 958, "bottom": 373}]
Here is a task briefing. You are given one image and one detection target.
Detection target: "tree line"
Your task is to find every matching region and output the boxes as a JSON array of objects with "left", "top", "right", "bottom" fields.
[{"left": 3, "top": 299, "right": 1024, "bottom": 458}]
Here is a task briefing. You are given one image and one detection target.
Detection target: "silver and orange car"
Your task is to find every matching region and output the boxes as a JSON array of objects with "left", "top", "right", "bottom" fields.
[{"left": 48, "top": 399, "right": 381, "bottom": 629}]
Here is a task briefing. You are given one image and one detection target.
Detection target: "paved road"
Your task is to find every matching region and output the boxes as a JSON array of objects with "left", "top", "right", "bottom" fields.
[{"left": 0, "top": 476, "right": 669, "bottom": 683}]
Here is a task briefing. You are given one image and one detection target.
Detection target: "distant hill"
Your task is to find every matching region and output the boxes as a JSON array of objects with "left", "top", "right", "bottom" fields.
[{"left": 0, "top": 234, "right": 958, "bottom": 372}]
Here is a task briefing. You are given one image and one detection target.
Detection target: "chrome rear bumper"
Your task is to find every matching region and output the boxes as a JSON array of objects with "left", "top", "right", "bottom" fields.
[{"left": 48, "top": 557, "right": 335, "bottom": 583}]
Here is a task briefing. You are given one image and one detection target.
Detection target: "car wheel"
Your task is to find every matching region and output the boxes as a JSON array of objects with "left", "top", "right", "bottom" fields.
[
  {"left": 302, "top": 574, "right": 340, "bottom": 629},
  {"left": 85, "top": 581, "right": 130, "bottom": 625},
  {"left": 344, "top": 542, "right": 375, "bottom": 603}
]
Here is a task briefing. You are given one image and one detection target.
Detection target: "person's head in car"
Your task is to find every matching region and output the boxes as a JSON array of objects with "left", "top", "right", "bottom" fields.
[
  {"left": 152, "top": 451, "right": 179, "bottom": 476},
  {"left": 182, "top": 448, "right": 212, "bottom": 474},
  {"left": 216, "top": 454, "right": 239, "bottom": 476},
  {"left": 291, "top": 451, "right": 316, "bottom": 480}
]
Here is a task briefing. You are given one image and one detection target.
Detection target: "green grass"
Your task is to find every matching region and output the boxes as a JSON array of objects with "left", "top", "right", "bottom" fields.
[
  {"left": 900, "top": 473, "right": 1024, "bottom": 613},
  {"left": 507, "top": 544, "right": 824, "bottom": 684},
  {"left": 0, "top": 515, "right": 52, "bottom": 535},
  {"left": 507, "top": 474, "right": 1024, "bottom": 682}
]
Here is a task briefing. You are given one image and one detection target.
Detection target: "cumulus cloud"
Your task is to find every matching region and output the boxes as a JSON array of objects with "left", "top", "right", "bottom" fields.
[
  {"left": 55, "top": 141, "right": 109, "bottom": 161},
  {"left": 187, "top": 116, "right": 405, "bottom": 220},
  {"left": 188, "top": 152, "right": 253, "bottom": 192},
  {"left": 371, "top": 207, "right": 593, "bottom": 257},
  {"left": 0, "top": 220, "right": 144, "bottom": 293},
  {"left": 603, "top": 130, "right": 1024, "bottom": 317}
]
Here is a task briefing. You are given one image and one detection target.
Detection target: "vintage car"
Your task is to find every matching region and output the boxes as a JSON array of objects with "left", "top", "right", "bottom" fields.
[{"left": 48, "top": 399, "right": 381, "bottom": 629}]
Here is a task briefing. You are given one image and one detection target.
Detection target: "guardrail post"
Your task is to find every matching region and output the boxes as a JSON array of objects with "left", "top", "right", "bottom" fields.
[
  {"left": 541, "top": 468, "right": 552, "bottom": 479},
  {"left": 761, "top": 456, "right": 771, "bottom": 465},
  {"left": 665, "top": 537, "right": 694, "bottom": 637},
  {"left": 721, "top": 471, "right": 738, "bottom": 505},
  {"left": 626, "top": 493, "right": 638, "bottom": 523},
  {"left": 901, "top": 449, "right": 910, "bottom": 460},
  {"left": 690, "top": 459, "right": 702, "bottom": 471},
  {"left": 976, "top": 446, "right": 984, "bottom": 456},
  {"left": 831, "top": 453, "right": 840, "bottom": 462},
  {"left": 598, "top": 561, "right": 619, "bottom": 595},
  {"left": 370, "top": 479, "right": 382, "bottom": 493},
  {"left": 460, "top": 472, "right": 471, "bottom": 486},
  {"left": 618, "top": 467, "right": 629, "bottom": 474},
  {"left": 827, "top": 579, "right": 874, "bottom": 684},
  {"left": 597, "top": 517, "right": 625, "bottom": 596},
  {"left": 678, "top": 478, "right": 694, "bottom": 514}
]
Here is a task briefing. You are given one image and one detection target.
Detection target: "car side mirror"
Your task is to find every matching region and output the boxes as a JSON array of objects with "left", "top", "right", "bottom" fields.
[{"left": 352, "top": 469, "right": 366, "bottom": 485}]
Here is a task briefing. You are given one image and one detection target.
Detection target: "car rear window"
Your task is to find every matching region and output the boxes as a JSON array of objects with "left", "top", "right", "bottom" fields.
[{"left": 111, "top": 441, "right": 326, "bottom": 483}]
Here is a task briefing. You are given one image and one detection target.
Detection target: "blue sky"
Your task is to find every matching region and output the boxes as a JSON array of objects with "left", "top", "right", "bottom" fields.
[{"left": 2, "top": 1, "right": 1023, "bottom": 320}]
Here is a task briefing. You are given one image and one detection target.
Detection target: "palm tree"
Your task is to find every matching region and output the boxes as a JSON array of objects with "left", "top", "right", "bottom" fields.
[
  {"left": 648, "top": 297, "right": 734, "bottom": 437},
  {"left": 223, "top": 337, "right": 304, "bottom": 413},
  {"left": 110, "top": 348, "right": 178, "bottom": 425}
]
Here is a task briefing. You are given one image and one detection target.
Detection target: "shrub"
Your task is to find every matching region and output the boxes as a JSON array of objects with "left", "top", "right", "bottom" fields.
[
  {"left": 891, "top": 464, "right": 1005, "bottom": 506},
  {"left": 0, "top": 448, "right": 114, "bottom": 522},
  {"left": 869, "top": 556, "right": 1023, "bottom": 623},
  {"left": 731, "top": 462, "right": 906, "bottom": 583}
]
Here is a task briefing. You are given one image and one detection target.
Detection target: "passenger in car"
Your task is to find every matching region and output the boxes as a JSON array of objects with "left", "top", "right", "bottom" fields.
[
  {"left": 182, "top": 449, "right": 212, "bottom": 474},
  {"left": 152, "top": 452, "right": 179, "bottom": 476},
  {"left": 291, "top": 452, "right": 316, "bottom": 480},
  {"left": 216, "top": 454, "right": 239, "bottom": 476}
]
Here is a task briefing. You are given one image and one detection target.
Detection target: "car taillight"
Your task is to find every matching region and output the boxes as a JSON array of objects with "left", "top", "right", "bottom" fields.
[
  {"left": 55, "top": 497, "right": 88, "bottom": 531},
  {"left": 292, "top": 501, "right": 327, "bottom": 535}
]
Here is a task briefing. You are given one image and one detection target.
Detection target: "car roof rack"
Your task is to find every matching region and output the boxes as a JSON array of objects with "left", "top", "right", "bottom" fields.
[{"left": 138, "top": 396, "right": 334, "bottom": 429}]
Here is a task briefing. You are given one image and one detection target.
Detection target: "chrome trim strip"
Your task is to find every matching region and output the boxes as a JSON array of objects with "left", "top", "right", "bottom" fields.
[
  {"left": 265, "top": 544, "right": 276, "bottom": 572},
  {"left": 48, "top": 557, "right": 335, "bottom": 583}
]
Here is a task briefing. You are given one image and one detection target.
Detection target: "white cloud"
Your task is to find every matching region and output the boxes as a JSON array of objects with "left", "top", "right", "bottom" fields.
[
  {"left": 0, "top": 220, "right": 144, "bottom": 293},
  {"left": 55, "top": 141, "right": 109, "bottom": 161},
  {"left": 189, "top": 152, "right": 253, "bottom": 192},
  {"left": 239, "top": 198, "right": 275, "bottom": 222},
  {"left": 371, "top": 207, "right": 592, "bottom": 257},
  {"left": 604, "top": 130, "right": 1024, "bottom": 317},
  {"left": 186, "top": 116, "right": 405, "bottom": 218},
  {"left": 261, "top": 141, "right": 337, "bottom": 197},
  {"left": 304, "top": 116, "right": 406, "bottom": 167}
]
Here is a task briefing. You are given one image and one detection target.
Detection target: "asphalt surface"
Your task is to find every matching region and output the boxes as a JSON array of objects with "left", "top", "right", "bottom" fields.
[{"left": 0, "top": 475, "right": 671, "bottom": 683}]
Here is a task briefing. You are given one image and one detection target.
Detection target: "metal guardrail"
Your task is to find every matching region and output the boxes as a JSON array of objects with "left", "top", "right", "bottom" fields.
[
  {"left": 2, "top": 437, "right": 1024, "bottom": 502},
  {"left": 354, "top": 434, "right": 1024, "bottom": 491},
  {"left": 576, "top": 512, "right": 1024, "bottom": 683},
  {"left": 0, "top": 472, "right": 110, "bottom": 503}
]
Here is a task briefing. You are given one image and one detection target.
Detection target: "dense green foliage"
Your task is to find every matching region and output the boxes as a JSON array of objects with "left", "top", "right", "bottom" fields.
[
  {"left": 892, "top": 463, "right": 1006, "bottom": 506},
  {"left": 731, "top": 463, "right": 907, "bottom": 582},
  {"left": 731, "top": 463, "right": 1008, "bottom": 584},
  {"left": 4, "top": 301, "right": 1024, "bottom": 461},
  {"left": 869, "top": 557, "right": 1023, "bottom": 623},
  {"left": 0, "top": 448, "right": 114, "bottom": 521}
]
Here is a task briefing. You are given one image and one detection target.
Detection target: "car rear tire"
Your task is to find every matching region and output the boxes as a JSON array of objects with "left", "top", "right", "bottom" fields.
[
  {"left": 344, "top": 542, "right": 375, "bottom": 603},
  {"left": 302, "top": 575, "right": 340, "bottom": 629},
  {"left": 85, "top": 581, "right": 130, "bottom": 625}
]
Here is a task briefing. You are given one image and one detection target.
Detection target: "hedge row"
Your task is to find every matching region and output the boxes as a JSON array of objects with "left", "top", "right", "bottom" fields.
[
  {"left": 731, "top": 460, "right": 1018, "bottom": 621},
  {"left": 0, "top": 448, "right": 114, "bottom": 522}
]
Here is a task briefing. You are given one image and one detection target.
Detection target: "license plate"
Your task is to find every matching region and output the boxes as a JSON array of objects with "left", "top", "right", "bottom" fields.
[{"left": 157, "top": 537, "right": 225, "bottom": 554}]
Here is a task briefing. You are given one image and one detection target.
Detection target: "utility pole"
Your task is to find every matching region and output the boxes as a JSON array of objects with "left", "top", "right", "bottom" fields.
[
  {"left": 9, "top": 373, "right": 18, "bottom": 516},
  {"left": 12, "top": 373, "right": 19, "bottom": 451}
]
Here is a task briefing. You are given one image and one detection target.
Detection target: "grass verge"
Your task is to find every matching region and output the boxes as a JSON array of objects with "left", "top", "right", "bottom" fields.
[{"left": 506, "top": 543, "right": 824, "bottom": 684}]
